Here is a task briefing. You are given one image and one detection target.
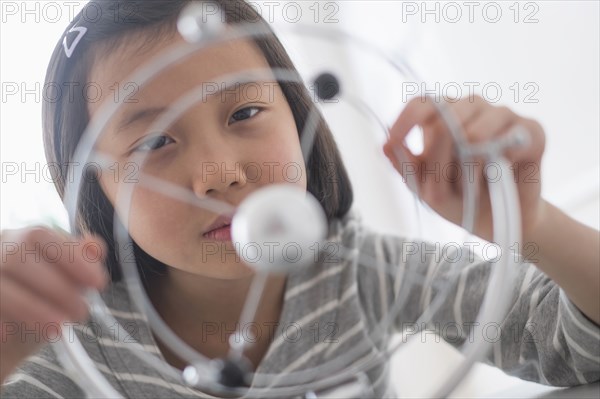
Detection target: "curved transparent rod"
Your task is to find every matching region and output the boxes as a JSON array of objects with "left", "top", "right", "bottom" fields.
[{"left": 58, "top": 18, "right": 523, "bottom": 399}]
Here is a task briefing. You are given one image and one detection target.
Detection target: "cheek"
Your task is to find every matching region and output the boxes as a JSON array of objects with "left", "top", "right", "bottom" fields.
[
  {"left": 252, "top": 141, "right": 306, "bottom": 188},
  {"left": 251, "top": 113, "right": 307, "bottom": 188},
  {"left": 100, "top": 173, "right": 190, "bottom": 259},
  {"left": 128, "top": 188, "right": 189, "bottom": 246}
]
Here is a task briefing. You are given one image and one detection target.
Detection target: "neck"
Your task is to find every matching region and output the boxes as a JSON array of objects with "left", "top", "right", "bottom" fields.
[{"left": 144, "top": 267, "right": 287, "bottom": 370}]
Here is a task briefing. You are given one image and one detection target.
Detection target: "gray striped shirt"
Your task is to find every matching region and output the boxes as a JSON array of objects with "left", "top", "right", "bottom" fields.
[{"left": 2, "top": 213, "right": 599, "bottom": 398}]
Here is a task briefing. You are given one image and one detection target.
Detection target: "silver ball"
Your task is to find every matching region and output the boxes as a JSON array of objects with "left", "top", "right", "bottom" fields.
[
  {"left": 177, "top": 1, "right": 224, "bottom": 44},
  {"left": 182, "top": 365, "right": 200, "bottom": 386},
  {"left": 231, "top": 185, "right": 327, "bottom": 273}
]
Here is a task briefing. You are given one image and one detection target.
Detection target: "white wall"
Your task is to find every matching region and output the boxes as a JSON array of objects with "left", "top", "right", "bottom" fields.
[{"left": 1, "top": 1, "right": 86, "bottom": 229}]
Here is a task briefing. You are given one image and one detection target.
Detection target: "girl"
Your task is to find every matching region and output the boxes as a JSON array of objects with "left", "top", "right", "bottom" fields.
[{"left": 1, "top": 0, "right": 598, "bottom": 397}]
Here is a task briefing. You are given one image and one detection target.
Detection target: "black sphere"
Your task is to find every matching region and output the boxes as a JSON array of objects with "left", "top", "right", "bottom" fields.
[
  {"left": 217, "top": 357, "right": 249, "bottom": 388},
  {"left": 313, "top": 72, "right": 340, "bottom": 101},
  {"left": 83, "top": 164, "right": 99, "bottom": 182}
]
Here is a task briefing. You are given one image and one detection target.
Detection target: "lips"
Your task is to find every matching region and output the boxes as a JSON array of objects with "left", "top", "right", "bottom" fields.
[{"left": 203, "top": 214, "right": 234, "bottom": 241}]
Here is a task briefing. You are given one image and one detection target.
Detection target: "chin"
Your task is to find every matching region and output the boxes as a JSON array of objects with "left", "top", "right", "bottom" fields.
[{"left": 187, "top": 261, "right": 256, "bottom": 280}]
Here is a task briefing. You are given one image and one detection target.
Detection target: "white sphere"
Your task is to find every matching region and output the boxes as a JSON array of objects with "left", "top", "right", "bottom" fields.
[
  {"left": 231, "top": 185, "right": 327, "bottom": 273},
  {"left": 177, "top": 1, "right": 224, "bottom": 44}
]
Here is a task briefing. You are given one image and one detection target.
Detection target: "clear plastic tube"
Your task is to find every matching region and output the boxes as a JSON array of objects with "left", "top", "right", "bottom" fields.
[{"left": 58, "top": 16, "right": 524, "bottom": 398}]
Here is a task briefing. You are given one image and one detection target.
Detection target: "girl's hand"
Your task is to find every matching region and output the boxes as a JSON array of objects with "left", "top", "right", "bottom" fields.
[
  {"left": 0, "top": 227, "right": 108, "bottom": 383},
  {"left": 383, "top": 95, "right": 546, "bottom": 241}
]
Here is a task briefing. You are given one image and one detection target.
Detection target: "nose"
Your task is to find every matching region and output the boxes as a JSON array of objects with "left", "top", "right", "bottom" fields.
[{"left": 190, "top": 144, "right": 248, "bottom": 199}]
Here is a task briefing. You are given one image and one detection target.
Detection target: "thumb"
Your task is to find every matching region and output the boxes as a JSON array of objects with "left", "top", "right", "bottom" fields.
[{"left": 79, "top": 234, "right": 109, "bottom": 290}]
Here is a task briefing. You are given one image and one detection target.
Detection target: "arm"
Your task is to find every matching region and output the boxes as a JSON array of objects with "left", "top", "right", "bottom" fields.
[
  {"left": 383, "top": 95, "right": 600, "bottom": 325},
  {"left": 358, "top": 232, "right": 600, "bottom": 386},
  {"left": 525, "top": 201, "right": 600, "bottom": 324},
  {"left": 0, "top": 227, "right": 108, "bottom": 384}
]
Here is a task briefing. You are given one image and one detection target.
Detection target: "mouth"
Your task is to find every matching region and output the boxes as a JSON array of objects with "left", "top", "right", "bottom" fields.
[{"left": 202, "top": 214, "right": 234, "bottom": 241}]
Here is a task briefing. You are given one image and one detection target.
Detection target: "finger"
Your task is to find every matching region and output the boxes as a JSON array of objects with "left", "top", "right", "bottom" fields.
[
  {"left": 505, "top": 119, "right": 546, "bottom": 162},
  {"left": 383, "top": 138, "right": 416, "bottom": 167},
  {"left": 383, "top": 140, "right": 422, "bottom": 194},
  {"left": 2, "top": 259, "right": 90, "bottom": 322},
  {"left": 464, "top": 106, "right": 518, "bottom": 144},
  {"left": 418, "top": 96, "right": 487, "bottom": 199},
  {"left": 7, "top": 228, "right": 108, "bottom": 290},
  {"left": 386, "top": 95, "right": 488, "bottom": 162},
  {"left": 389, "top": 96, "right": 439, "bottom": 146},
  {"left": 390, "top": 95, "right": 488, "bottom": 143},
  {"left": 447, "top": 95, "right": 489, "bottom": 128},
  {"left": 384, "top": 96, "right": 446, "bottom": 186},
  {"left": 64, "top": 236, "right": 109, "bottom": 291},
  {"left": 417, "top": 118, "right": 455, "bottom": 204},
  {"left": 419, "top": 96, "right": 489, "bottom": 161},
  {"left": 0, "top": 277, "right": 66, "bottom": 327}
]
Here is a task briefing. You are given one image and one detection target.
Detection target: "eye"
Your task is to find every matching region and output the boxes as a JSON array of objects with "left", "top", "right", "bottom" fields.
[
  {"left": 229, "top": 106, "right": 262, "bottom": 124},
  {"left": 134, "top": 134, "right": 175, "bottom": 152}
]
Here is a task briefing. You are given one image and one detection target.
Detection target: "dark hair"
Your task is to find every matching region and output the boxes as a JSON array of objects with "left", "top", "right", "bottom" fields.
[{"left": 42, "top": 0, "right": 353, "bottom": 282}]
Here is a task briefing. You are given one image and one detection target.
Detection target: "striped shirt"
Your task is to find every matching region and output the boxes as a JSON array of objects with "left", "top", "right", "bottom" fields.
[{"left": 2, "top": 212, "right": 599, "bottom": 398}]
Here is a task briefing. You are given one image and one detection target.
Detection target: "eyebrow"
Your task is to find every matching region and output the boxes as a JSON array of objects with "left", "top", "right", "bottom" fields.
[
  {"left": 115, "top": 81, "right": 277, "bottom": 135},
  {"left": 116, "top": 107, "right": 167, "bottom": 134}
]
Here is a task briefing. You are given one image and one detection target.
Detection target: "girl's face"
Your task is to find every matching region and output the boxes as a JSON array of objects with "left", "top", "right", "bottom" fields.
[{"left": 89, "top": 33, "right": 307, "bottom": 279}]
